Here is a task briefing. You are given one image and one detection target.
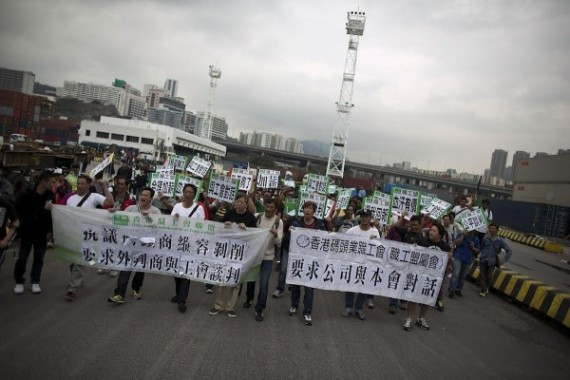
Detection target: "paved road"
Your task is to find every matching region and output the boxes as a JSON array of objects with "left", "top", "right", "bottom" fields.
[{"left": 1, "top": 247, "right": 569, "bottom": 380}]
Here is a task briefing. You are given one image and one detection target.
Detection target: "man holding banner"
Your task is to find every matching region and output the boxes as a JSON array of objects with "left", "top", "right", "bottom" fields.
[
  {"left": 288, "top": 201, "right": 326, "bottom": 326},
  {"left": 342, "top": 210, "right": 380, "bottom": 321}
]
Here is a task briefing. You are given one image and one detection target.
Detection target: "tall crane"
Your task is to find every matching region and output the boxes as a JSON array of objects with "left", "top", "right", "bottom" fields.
[
  {"left": 326, "top": 10, "right": 366, "bottom": 178},
  {"left": 200, "top": 65, "right": 222, "bottom": 140}
]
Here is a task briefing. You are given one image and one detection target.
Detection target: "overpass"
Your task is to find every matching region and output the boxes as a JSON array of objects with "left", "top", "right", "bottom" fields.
[{"left": 217, "top": 139, "right": 513, "bottom": 199}]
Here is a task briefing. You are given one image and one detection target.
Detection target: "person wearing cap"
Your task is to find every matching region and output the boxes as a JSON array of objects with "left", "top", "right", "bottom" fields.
[{"left": 342, "top": 209, "right": 380, "bottom": 321}]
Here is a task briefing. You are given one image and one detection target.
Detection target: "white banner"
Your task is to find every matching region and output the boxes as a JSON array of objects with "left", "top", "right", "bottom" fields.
[
  {"left": 286, "top": 229, "right": 448, "bottom": 306},
  {"left": 231, "top": 169, "right": 253, "bottom": 192},
  {"left": 52, "top": 206, "right": 272, "bottom": 286},
  {"left": 89, "top": 153, "right": 114, "bottom": 178},
  {"left": 186, "top": 156, "right": 211, "bottom": 178},
  {"left": 422, "top": 198, "right": 452, "bottom": 220},
  {"left": 208, "top": 174, "right": 240, "bottom": 203},
  {"left": 458, "top": 208, "right": 488, "bottom": 231},
  {"left": 257, "top": 169, "right": 280, "bottom": 189},
  {"left": 155, "top": 165, "right": 175, "bottom": 174},
  {"left": 166, "top": 154, "right": 188, "bottom": 172},
  {"left": 372, "top": 191, "right": 391, "bottom": 205},
  {"left": 150, "top": 173, "right": 176, "bottom": 197}
]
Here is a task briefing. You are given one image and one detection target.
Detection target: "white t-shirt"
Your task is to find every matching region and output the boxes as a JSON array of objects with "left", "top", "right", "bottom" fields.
[
  {"left": 66, "top": 193, "right": 107, "bottom": 209},
  {"left": 171, "top": 202, "right": 205, "bottom": 220},
  {"left": 346, "top": 225, "right": 381, "bottom": 240},
  {"left": 452, "top": 205, "right": 468, "bottom": 216}
]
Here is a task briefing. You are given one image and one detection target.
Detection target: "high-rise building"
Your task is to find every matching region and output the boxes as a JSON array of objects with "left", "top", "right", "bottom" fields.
[
  {"left": 239, "top": 131, "right": 303, "bottom": 154},
  {"left": 503, "top": 166, "right": 513, "bottom": 182},
  {"left": 159, "top": 96, "right": 185, "bottom": 113},
  {"left": 164, "top": 79, "right": 178, "bottom": 98},
  {"left": 0, "top": 67, "right": 35, "bottom": 95},
  {"left": 117, "top": 84, "right": 146, "bottom": 119},
  {"left": 534, "top": 152, "right": 549, "bottom": 158},
  {"left": 147, "top": 87, "right": 165, "bottom": 108},
  {"left": 511, "top": 150, "right": 530, "bottom": 180},
  {"left": 489, "top": 149, "right": 508, "bottom": 179},
  {"left": 195, "top": 112, "right": 228, "bottom": 140},
  {"left": 147, "top": 106, "right": 183, "bottom": 130},
  {"left": 59, "top": 81, "right": 121, "bottom": 108}
]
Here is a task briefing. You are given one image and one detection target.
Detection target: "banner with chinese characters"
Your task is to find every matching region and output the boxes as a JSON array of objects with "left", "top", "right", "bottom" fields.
[
  {"left": 186, "top": 156, "right": 211, "bottom": 178},
  {"left": 336, "top": 188, "right": 354, "bottom": 210},
  {"left": 51, "top": 206, "right": 272, "bottom": 286},
  {"left": 174, "top": 174, "right": 202, "bottom": 200},
  {"left": 362, "top": 197, "right": 390, "bottom": 225},
  {"left": 286, "top": 229, "right": 448, "bottom": 306},
  {"left": 257, "top": 169, "right": 280, "bottom": 189},
  {"left": 165, "top": 154, "right": 188, "bottom": 172},
  {"left": 230, "top": 168, "right": 253, "bottom": 192},
  {"left": 150, "top": 173, "right": 176, "bottom": 197},
  {"left": 420, "top": 192, "right": 436, "bottom": 209},
  {"left": 90, "top": 153, "right": 114, "bottom": 178},
  {"left": 306, "top": 174, "right": 329, "bottom": 195},
  {"left": 457, "top": 208, "right": 488, "bottom": 231},
  {"left": 390, "top": 187, "right": 421, "bottom": 220},
  {"left": 297, "top": 191, "right": 326, "bottom": 219},
  {"left": 155, "top": 165, "right": 175, "bottom": 174},
  {"left": 284, "top": 198, "right": 298, "bottom": 217},
  {"left": 207, "top": 174, "right": 240, "bottom": 203},
  {"left": 421, "top": 198, "right": 452, "bottom": 220}
]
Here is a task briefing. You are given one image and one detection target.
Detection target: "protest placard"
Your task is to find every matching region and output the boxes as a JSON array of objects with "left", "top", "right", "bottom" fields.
[
  {"left": 363, "top": 197, "right": 390, "bottom": 225},
  {"left": 207, "top": 173, "right": 240, "bottom": 203},
  {"left": 165, "top": 154, "right": 188, "bottom": 172},
  {"left": 422, "top": 198, "right": 452, "bottom": 220},
  {"left": 174, "top": 174, "right": 203, "bottom": 199},
  {"left": 186, "top": 156, "right": 211, "bottom": 178},
  {"left": 336, "top": 188, "right": 354, "bottom": 210},
  {"left": 89, "top": 153, "right": 114, "bottom": 178},
  {"left": 231, "top": 168, "right": 253, "bottom": 192},
  {"left": 257, "top": 169, "right": 280, "bottom": 189},
  {"left": 458, "top": 208, "right": 488, "bottom": 231},
  {"left": 306, "top": 174, "right": 329, "bottom": 195},
  {"left": 149, "top": 173, "right": 176, "bottom": 197},
  {"left": 297, "top": 191, "right": 326, "bottom": 219},
  {"left": 390, "top": 187, "right": 421, "bottom": 220}
]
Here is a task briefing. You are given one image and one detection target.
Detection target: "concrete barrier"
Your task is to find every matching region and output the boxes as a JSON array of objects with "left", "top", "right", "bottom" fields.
[
  {"left": 498, "top": 229, "right": 563, "bottom": 254},
  {"left": 468, "top": 261, "right": 569, "bottom": 330}
]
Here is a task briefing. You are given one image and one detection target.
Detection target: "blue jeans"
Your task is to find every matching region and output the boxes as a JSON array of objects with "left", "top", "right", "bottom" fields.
[
  {"left": 291, "top": 285, "right": 314, "bottom": 316},
  {"left": 345, "top": 292, "right": 366, "bottom": 311},
  {"left": 254, "top": 260, "right": 273, "bottom": 312},
  {"left": 450, "top": 260, "right": 472, "bottom": 292},
  {"left": 276, "top": 248, "right": 289, "bottom": 292}
]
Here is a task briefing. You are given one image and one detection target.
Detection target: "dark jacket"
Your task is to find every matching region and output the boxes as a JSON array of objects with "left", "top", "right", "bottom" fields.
[{"left": 16, "top": 188, "right": 53, "bottom": 239}]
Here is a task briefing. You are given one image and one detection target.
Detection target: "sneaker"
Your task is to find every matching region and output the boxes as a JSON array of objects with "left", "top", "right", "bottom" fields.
[
  {"left": 416, "top": 317, "right": 430, "bottom": 330},
  {"left": 288, "top": 307, "right": 297, "bottom": 316},
  {"left": 109, "top": 270, "right": 118, "bottom": 278},
  {"left": 177, "top": 302, "right": 187, "bottom": 313},
  {"left": 205, "top": 287, "right": 214, "bottom": 294},
  {"left": 388, "top": 304, "right": 397, "bottom": 314},
  {"left": 97, "top": 268, "right": 105, "bottom": 275},
  {"left": 14, "top": 284, "right": 24, "bottom": 294},
  {"left": 448, "top": 291, "right": 455, "bottom": 299},
  {"left": 108, "top": 294, "right": 125, "bottom": 304},
  {"left": 243, "top": 300, "right": 252, "bottom": 308},
  {"left": 227, "top": 310, "right": 236, "bottom": 318},
  {"left": 255, "top": 310, "right": 264, "bottom": 322},
  {"left": 47, "top": 242, "right": 54, "bottom": 249},
  {"left": 403, "top": 318, "right": 412, "bottom": 331},
  {"left": 455, "top": 290, "right": 463, "bottom": 297},
  {"left": 399, "top": 302, "right": 408, "bottom": 311},
  {"left": 355, "top": 310, "right": 366, "bottom": 321},
  {"left": 131, "top": 289, "right": 142, "bottom": 300},
  {"left": 209, "top": 308, "right": 221, "bottom": 316},
  {"left": 65, "top": 291, "right": 76, "bottom": 302},
  {"left": 30, "top": 283, "right": 42, "bottom": 294},
  {"left": 479, "top": 290, "right": 488, "bottom": 297},
  {"left": 436, "top": 299, "right": 444, "bottom": 312},
  {"left": 342, "top": 307, "right": 353, "bottom": 317},
  {"left": 303, "top": 314, "right": 313, "bottom": 326},
  {"left": 272, "top": 289, "right": 283, "bottom": 298},
  {"left": 367, "top": 299, "right": 375, "bottom": 309},
  {"left": 171, "top": 296, "right": 179, "bottom": 303}
]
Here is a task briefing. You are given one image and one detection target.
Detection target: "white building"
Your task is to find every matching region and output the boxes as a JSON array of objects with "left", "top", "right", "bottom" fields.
[
  {"left": 58, "top": 80, "right": 121, "bottom": 108},
  {"left": 194, "top": 112, "right": 229, "bottom": 140},
  {"left": 0, "top": 67, "right": 35, "bottom": 95},
  {"left": 143, "top": 83, "right": 162, "bottom": 97},
  {"left": 147, "top": 105, "right": 183, "bottom": 130},
  {"left": 164, "top": 79, "right": 178, "bottom": 98},
  {"left": 117, "top": 88, "right": 147, "bottom": 119},
  {"left": 79, "top": 116, "right": 226, "bottom": 157},
  {"left": 239, "top": 131, "right": 303, "bottom": 154}
]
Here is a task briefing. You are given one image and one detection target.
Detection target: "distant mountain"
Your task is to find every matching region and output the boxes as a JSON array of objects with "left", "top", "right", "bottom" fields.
[{"left": 301, "top": 140, "right": 329, "bottom": 157}]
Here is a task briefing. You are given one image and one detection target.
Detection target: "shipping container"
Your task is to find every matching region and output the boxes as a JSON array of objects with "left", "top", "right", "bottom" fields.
[{"left": 490, "top": 199, "right": 570, "bottom": 238}]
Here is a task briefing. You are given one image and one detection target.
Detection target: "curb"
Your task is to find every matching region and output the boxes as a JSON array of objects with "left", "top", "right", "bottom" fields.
[
  {"left": 468, "top": 261, "right": 570, "bottom": 330},
  {"left": 499, "top": 229, "right": 564, "bottom": 254}
]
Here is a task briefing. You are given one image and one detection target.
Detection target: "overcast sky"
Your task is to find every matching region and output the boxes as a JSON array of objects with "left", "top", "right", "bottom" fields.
[{"left": 1, "top": 0, "right": 569, "bottom": 174}]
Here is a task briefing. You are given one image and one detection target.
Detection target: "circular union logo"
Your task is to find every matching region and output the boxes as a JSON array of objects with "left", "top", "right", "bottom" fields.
[{"left": 296, "top": 234, "right": 310, "bottom": 248}]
